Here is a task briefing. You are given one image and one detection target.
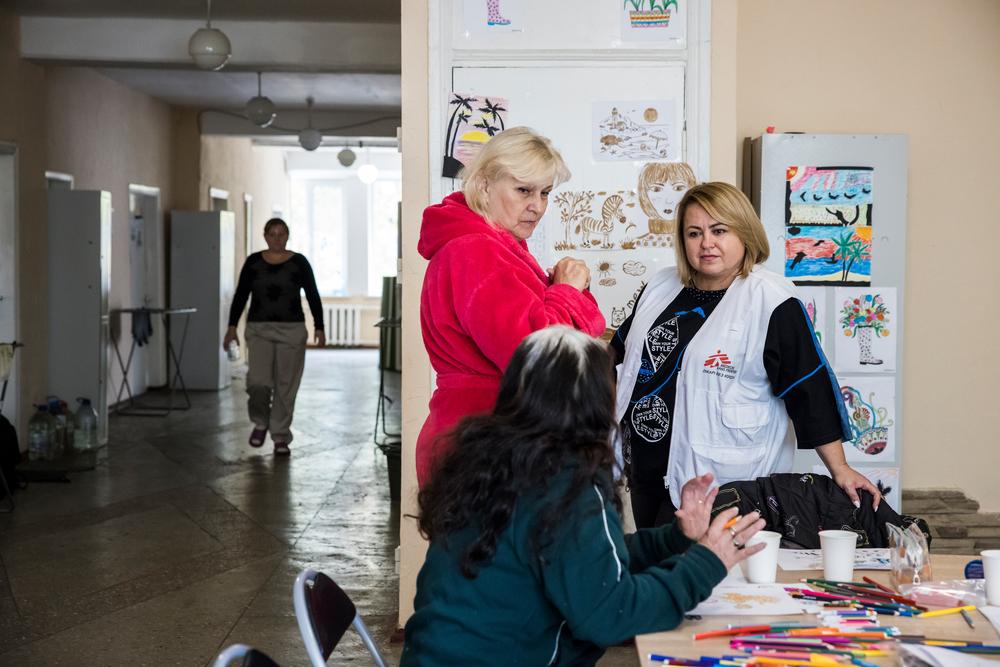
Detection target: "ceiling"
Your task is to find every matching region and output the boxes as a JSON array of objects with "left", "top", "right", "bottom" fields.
[
  {"left": 5, "top": 0, "right": 402, "bottom": 137},
  {"left": 2, "top": 0, "right": 400, "bottom": 23}
]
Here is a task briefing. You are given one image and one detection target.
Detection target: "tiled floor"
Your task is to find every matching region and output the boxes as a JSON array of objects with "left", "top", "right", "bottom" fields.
[{"left": 0, "top": 350, "right": 635, "bottom": 666}]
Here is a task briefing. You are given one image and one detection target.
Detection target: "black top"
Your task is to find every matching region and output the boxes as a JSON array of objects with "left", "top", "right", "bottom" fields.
[
  {"left": 611, "top": 286, "right": 847, "bottom": 493},
  {"left": 228, "top": 252, "right": 324, "bottom": 329}
]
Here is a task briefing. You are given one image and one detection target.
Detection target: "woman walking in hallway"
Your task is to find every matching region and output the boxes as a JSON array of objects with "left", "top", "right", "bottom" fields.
[{"left": 224, "top": 218, "right": 325, "bottom": 456}]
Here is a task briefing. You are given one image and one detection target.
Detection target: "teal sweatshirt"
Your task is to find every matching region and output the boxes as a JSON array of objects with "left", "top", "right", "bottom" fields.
[{"left": 401, "top": 472, "right": 727, "bottom": 666}]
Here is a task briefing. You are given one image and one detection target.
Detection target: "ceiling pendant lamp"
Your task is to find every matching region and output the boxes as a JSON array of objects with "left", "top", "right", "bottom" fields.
[
  {"left": 189, "top": 0, "right": 232, "bottom": 71},
  {"left": 337, "top": 148, "right": 357, "bottom": 167},
  {"left": 357, "top": 144, "right": 379, "bottom": 184},
  {"left": 298, "top": 97, "right": 323, "bottom": 151},
  {"left": 245, "top": 72, "right": 277, "bottom": 127}
]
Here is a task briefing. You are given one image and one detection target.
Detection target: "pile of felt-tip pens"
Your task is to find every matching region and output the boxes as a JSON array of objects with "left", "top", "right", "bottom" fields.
[
  {"left": 784, "top": 577, "right": 926, "bottom": 616},
  {"left": 648, "top": 622, "right": 898, "bottom": 665}
]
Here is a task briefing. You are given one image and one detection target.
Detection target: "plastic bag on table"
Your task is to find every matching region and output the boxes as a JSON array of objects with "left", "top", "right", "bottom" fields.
[
  {"left": 887, "top": 522, "right": 932, "bottom": 589},
  {"left": 900, "top": 579, "right": 987, "bottom": 608}
]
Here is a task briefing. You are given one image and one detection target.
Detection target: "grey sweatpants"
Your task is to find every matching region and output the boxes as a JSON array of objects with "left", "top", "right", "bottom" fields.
[{"left": 245, "top": 322, "right": 308, "bottom": 444}]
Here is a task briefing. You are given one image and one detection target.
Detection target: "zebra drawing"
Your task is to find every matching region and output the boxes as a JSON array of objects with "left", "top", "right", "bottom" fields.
[{"left": 580, "top": 194, "right": 626, "bottom": 248}]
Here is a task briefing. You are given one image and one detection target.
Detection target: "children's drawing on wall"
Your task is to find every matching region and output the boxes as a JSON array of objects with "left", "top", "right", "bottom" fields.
[
  {"left": 461, "top": 0, "right": 522, "bottom": 34},
  {"left": 620, "top": 0, "right": 687, "bottom": 42},
  {"left": 623, "top": 260, "right": 646, "bottom": 277},
  {"left": 834, "top": 287, "right": 896, "bottom": 372},
  {"left": 594, "top": 259, "right": 617, "bottom": 287},
  {"left": 839, "top": 376, "right": 896, "bottom": 462},
  {"left": 633, "top": 161, "right": 696, "bottom": 248},
  {"left": 592, "top": 101, "right": 681, "bottom": 162},
  {"left": 784, "top": 166, "right": 873, "bottom": 286},
  {"left": 442, "top": 93, "right": 508, "bottom": 178},
  {"left": 550, "top": 189, "right": 641, "bottom": 251},
  {"left": 796, "top": 286, "right": 827, "bottom": 349}
]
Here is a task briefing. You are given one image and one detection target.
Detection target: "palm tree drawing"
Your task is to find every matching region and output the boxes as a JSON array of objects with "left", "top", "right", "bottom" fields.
[
  {"left": 443, "top": 93, "right": 475, "bottom": 177},
  {"left": 479, "top": 98, "right": 507, "bottom": 132},
  {"left": 832, "top": 229, "right": 871, "bottom": 283}
]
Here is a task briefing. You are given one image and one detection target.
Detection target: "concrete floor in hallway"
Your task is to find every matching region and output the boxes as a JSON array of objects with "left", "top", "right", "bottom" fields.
[{"left": 0, "top": 349, "right": 636, "bottom": 666}]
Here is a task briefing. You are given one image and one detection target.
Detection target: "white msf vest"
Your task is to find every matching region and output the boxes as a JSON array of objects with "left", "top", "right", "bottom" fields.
[{"left": 614, "top": 266, "right": 801, "bottom": 508}]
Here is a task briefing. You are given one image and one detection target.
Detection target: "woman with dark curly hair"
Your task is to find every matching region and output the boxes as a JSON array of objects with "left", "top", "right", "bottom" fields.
[{"left": 401, "top": 326, "right": 766, "bottom": 666}]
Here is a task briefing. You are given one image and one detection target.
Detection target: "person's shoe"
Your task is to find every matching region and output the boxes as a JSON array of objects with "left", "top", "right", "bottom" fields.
[
  {"left": 249, "top": 427, "right": 267, "bottom": 448},
  {"left": 273, "top": 442, "right": 290, "bottom": 457}
]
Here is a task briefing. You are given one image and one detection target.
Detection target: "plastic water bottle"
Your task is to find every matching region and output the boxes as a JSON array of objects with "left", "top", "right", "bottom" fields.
[
  {"left": 227, "top": 340, "right": 241, "bottom": 362},
  {"left": 28, "top": 405, "right": 55, "bottom": 462},
  {"left": 47, "top": 397, "right": 66, "bottom": 460},
  {"left": 74, "top": 398, "right": 99, "bottom": 452}
]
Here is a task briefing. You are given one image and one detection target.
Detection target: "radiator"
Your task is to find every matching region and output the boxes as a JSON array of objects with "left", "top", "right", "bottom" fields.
[{"left": 325, "top": 304, "right": 364, "bottom": 346}]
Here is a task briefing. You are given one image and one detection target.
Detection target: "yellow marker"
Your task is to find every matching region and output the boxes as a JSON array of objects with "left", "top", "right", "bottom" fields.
[
  {"left": 918, "top": 604, "right": 977, "bottom": 618},
  {"left": 723, "top": 516, "right": 741, "bottom": 529}
]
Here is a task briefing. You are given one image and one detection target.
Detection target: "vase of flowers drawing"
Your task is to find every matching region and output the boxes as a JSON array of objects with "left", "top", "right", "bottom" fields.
[
  {"left": 625, "top": 0, "right": 677, "bottom": 28},
  {"left": 841, "top": 385, "right": 893, "bottom": 456},
  {"left": 840, "top": 294, "right": 889, "bottom": 365}
]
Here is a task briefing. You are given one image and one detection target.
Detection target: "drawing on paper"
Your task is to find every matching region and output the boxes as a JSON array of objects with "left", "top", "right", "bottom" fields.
[
  {"left": 691, "top": 584, "right": 804, "bottom": 616},
  {"left": 633, "top": 162, "right": 696, "bottom": 248},
  {"left": 551, "top": 190, "right": 640, "bottom": 251},
  {"left": 839, "top": 293, "right": 890, "bottom": 366},
  {"left": 860, "top": 467, "right": 900, "bottom": 511},
  {"left": 442, "top": 93, "right": 508, "bottom": 178},
  {"left": 834, "top": 287, "right": 896, "bottom": 373},
  {"left": 485, "top": 0, "right": 510, "bottom": 25},
  {"left": 840, "top": 379, "right": 895, "bottom": 459},
  {"left": 623, "top": 260, "right": 646, "bottom": 276},
  {"left": 623, "top": 0, "right": 679, "bottom": 28},
  {"left": 796, "top": 286, "right": 826, "bottom": 348},
  {"left": 784, "top": 166, "right": 873, "bottom": 286},
  {"left": 593, "top": 101, "right": 679, "bottom": 162}
]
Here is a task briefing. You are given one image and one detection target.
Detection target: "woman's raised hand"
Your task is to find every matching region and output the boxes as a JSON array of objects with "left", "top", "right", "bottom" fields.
[
  {"left": 550, "top": 257, "right": 591, "bottom": 291},
  {"left": 673, "top": 473, "right": 718, "bottom": 541},
  {"left": 697, "top": 507, "right": 766, "bottom": 570}
]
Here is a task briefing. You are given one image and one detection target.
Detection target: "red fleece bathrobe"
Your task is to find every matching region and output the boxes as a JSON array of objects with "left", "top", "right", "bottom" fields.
[{"left": 416, "top": 192, "right": 606, "bottom": 486}]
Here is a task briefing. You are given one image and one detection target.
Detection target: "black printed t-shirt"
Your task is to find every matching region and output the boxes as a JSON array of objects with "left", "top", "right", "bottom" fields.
[
  {"left": 228, "top": 252, "right": 325, "bottom": 328},
  {"left": 611, "top": 286, "right": 847, "bottom": 493}
]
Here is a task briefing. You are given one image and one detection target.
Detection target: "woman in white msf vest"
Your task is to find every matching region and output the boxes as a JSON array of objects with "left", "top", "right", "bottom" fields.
[{"left": 612, "top": 182, "right": 880, "bottom": 529}]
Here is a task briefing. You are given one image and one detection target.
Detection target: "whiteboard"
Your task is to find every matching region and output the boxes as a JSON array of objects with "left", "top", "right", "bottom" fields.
[{"left": 452, "top": 64, "right": 686, "bottom": 325}]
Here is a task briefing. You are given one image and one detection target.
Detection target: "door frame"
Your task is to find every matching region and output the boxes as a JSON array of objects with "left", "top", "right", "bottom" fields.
[
  {"left": 128, "top": 183, "right": 164, "bottom": 388},
  {"left": 1, "top": 143, "right": 21, "bottom": 439}
]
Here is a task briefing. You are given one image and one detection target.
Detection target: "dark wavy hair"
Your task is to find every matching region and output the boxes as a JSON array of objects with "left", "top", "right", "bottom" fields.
[{"left": 417, "top": 326, "right": 620, "bottom": 578}]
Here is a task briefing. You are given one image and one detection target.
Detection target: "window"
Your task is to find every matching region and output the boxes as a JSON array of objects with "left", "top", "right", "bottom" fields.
[
  {"left": 368, "top": 179, "right": 402, "bottom": 296},
  {"left": 290, "top": 179, "right": 346, "bottom": 295}
]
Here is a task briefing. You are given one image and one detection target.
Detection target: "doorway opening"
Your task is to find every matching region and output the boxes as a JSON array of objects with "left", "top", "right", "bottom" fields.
[
  {"left": 0, "top": 144, "right": 19, "bottom": 440},
  {"left": 127, "top": 184, "right": 165, "bottom": 393}
]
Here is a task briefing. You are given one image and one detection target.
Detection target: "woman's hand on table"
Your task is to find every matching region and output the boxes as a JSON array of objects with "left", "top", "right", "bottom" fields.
[
  {"left": 674, "top": 473, "right": 718, "bottom": 541},
  {"left": 697, "top": 507, "right": 766, "bottom": 570}
]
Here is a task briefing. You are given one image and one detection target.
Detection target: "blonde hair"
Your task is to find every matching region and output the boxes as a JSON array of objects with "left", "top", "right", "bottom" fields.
[
  {"left": 461, "top": 127, "right": 571, "bottom": 217},
  {"left": 674, "top": 182, "right": 770, "bottom": 286},
  {"left": 637, "top": 162, "right": 697, "bottom": 220}
]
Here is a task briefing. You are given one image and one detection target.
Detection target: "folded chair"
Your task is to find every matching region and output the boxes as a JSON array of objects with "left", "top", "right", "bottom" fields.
[
  {"left": 212, "top": 644, "right": 282, "bottom": 667},
  {"left": 293, "top": 568, "right": 389, "bottom": 667}
]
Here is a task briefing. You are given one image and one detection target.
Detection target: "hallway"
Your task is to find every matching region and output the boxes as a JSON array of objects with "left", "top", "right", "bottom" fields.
[{"left": 0, "top": 350, "right": 402, "bottom": 665}]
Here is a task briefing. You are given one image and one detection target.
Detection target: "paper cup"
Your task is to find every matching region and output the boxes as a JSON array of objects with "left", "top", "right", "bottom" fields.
[
  {"left": 742, "top": 530, "right": 781, "bottom": 583},
  {"left": 982, "top": 549, "right": 1000, "bottom": 606},
  {"left": 819, "top": 530, "right": 858, "bottom": 581}
]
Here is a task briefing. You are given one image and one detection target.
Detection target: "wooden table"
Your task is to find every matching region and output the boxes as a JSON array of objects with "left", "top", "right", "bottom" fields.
[{"left": 634, "top": 554, "right": 999, "bottom": 665}]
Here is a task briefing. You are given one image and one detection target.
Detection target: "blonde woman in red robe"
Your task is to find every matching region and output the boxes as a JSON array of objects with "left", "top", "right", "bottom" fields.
[{"left": 416, "top": 127, "right": 605, "bottom": 486}]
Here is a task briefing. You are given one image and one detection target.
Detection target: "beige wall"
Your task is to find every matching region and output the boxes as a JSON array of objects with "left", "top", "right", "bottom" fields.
[
  {"left": 198, "top": 136, "right": 289, "bottom": 273},
  {"left": 724, "top": 0, "right": 1000, "bottom": 510}
]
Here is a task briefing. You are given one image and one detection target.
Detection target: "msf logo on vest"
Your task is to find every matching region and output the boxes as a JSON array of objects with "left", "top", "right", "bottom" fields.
[{"left": 703, "top": 349, "right": 737, "bottom": 380}]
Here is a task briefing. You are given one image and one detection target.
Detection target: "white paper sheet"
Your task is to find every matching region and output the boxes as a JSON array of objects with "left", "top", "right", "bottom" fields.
[
  {"left": 777, "top": 548, "right": 891, "bottom": 571},
  {"left": 689, "top": 584, "right": 806, "bottom": 616},
  {"left": 898, "top": 643, "right": 998, "bottom": 667},
  {"left": 978, "top": 605, "right": 1000, "bottom": 636}
]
